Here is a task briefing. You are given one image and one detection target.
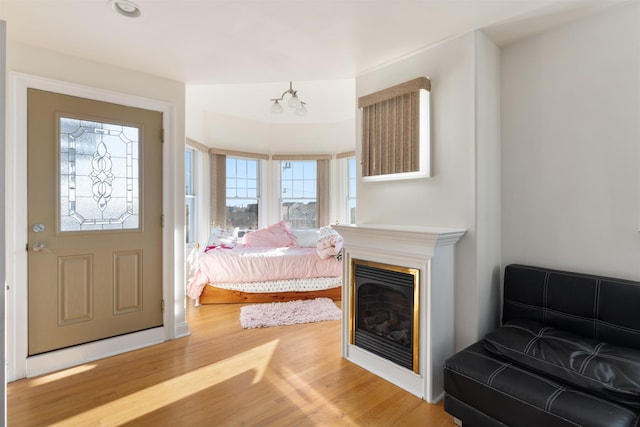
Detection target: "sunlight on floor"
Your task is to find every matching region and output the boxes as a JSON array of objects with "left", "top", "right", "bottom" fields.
[
  {"left": 266, "top": 365, "right": 357, "bottom": 425},
  {"left": 50, "top": 340, "right": 279, "bottom": 426},
  {"left": 29, "top": 364, "right": 97, "bottom": 387}
]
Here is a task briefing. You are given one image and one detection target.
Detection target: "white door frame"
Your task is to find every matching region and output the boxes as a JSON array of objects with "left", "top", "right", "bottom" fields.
[{"left": 5, "top": 73, "right": 190, "bottom": 381}]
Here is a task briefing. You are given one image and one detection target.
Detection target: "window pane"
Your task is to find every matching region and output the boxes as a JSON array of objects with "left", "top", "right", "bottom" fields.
[
  {"left": 281, "top": 160, "right": 317, "bottom": 229},
  {"left": 185, "top": 149, "right": 194, "bottom": 195},
  {"left": 185, "top": 148, "right": 197, "bottom": 243},
  {"left": 226, "top": 157, "right": 260, "bottom": 230},
  {"left": 185, "top": 197, "right": 196, "bottom": 244},
  {"left": 247, "top": 185, "right": 257, "bottom": 199},
  {"left": 226, "top": 159, "right": 236, "bottom": 177},
  {"left": 59, "top": 117, "right": 139, "bottom": 232},
  {"left": 248, "top": 162, "right": 257, "bottom": 179}
]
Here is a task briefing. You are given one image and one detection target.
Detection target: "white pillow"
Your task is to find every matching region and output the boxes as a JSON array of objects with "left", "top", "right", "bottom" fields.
[
  {"left": 205, "top": 226, "right": 239, "bottom": 251},
  {"left": 292, "top": 229, "right": 320, "bottom": 247}
]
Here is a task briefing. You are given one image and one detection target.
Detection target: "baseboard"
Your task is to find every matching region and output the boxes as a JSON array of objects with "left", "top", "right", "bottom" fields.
[
  {"left": 26, "top": 327, "right": 165, "bottom": 378},
  {"left": 174, "top": 321, "right": 191, "bottom": 339}
]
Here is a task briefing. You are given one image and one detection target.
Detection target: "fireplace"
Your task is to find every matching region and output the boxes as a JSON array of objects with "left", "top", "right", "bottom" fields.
[
  {"left": 351, "top": 260, "right": 419, "bottom": 372},
  {"left": 333, "top": 224, "right": 465, "bottom": 402}
]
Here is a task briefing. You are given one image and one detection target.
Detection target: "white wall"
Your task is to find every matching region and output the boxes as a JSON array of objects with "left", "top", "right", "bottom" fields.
[
  {"left": 501, "top": 1, "right": 640, "bottom": 280},
  {"left": 475, "top": 32, "right": 502, "bottom": 338},
  {"left": 355, "top": 32, "right": 501, "bottom": 348},
  {"left": 197, "top": 111, "right": 354, "bottom": 155}
]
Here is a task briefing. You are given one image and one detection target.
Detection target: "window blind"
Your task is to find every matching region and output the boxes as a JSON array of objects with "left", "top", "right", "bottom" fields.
[{"left": 358, "top": 77, "right": 431, "bottom": 178}]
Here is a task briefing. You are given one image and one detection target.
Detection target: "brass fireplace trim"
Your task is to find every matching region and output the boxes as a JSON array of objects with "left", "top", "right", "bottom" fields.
[{"left": 349, "top": 258, "right": 420, "bottom": 374}]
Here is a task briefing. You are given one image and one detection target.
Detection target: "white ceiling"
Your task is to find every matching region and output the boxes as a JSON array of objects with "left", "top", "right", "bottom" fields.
[{"left": 0, "top": 0, "right": 627, "bottom": 123}]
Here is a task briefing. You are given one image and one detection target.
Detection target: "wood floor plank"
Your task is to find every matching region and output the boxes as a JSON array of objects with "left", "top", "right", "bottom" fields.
[{"left": 8, "top": 300, "right": 456, "bottom": 426}]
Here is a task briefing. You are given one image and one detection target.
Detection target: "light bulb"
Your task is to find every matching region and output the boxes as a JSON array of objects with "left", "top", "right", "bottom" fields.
[
  {"left": 287, "top": 93, "right": 301, "bottom": 109},
  {"left": 295, "top": 104, "right": 308, "bottom": 116},
  {"left": 271, "top": 100, "right": 284, "bottom": 114}
]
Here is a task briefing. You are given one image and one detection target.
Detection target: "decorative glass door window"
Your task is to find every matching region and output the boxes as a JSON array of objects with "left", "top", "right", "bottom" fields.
[{"left": 59, "top": 117, "right": 140, "bottom": 232}]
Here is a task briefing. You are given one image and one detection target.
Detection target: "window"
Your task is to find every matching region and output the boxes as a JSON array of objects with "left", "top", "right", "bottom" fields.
[
  {"left": 280, "top": 160, "right": 317, "bottom": 229},
  {"left": 226, "top": 156, "right": 259, "bottom": 230},
  {"left": 59, "top": 117, "right": 140, "bottom": 231},
  {"left": 210, "top": 149, "right": 268, "bottom": 230},
  {"left": 337, "top": 151, "right": 356, "bottom": 225},
  {"left": 185, "top": 148, "right": 197, "bottom": 244}
]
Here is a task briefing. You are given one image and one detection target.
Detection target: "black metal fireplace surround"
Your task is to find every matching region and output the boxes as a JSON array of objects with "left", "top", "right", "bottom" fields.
[{"left": 352, "top": 261, "right": 418, "bottom": 371}]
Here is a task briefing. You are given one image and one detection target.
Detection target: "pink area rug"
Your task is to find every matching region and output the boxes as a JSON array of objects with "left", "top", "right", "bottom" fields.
[{"left": 240, "top": 298, "right": 341, "bottom": 329}]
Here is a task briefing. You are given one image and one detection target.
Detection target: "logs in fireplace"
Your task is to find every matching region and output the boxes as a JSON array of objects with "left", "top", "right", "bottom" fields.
[{"left": 351, "top": 260, "right": 419, "bottom": 372}]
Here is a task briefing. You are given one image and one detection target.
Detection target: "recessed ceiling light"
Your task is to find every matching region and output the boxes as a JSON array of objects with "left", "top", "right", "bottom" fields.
[{"left": 108, "top": 0, "right": 142, "bottom": 18}]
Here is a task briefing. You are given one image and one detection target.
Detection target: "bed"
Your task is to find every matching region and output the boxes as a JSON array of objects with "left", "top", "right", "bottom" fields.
[{"left": 187, "top": 221, "right": 343, "bottom": 304}]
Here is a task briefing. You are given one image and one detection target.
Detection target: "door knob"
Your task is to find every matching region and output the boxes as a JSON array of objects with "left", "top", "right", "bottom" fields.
[{"left": 32, "top": 242, "right": 50, "bottom": 253}]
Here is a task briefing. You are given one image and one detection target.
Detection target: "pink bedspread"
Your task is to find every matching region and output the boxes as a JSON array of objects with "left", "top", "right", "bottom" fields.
[{"left": 187, "top": 246, "right": 342, "bottom": 300}]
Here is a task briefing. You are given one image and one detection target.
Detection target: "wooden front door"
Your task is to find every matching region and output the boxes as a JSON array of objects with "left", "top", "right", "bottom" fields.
[{"left": 27, "top": 88, "right": 163, "bottom": 356}]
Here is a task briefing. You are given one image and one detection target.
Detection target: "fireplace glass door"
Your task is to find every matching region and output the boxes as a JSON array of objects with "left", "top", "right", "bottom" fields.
[{"left": 351, "top": 260, "right": 419, "bottom": 372}]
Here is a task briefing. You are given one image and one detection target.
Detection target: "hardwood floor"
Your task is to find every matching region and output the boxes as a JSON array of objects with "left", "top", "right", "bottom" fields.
[{"left": 8, "top": 300, "right": 456, "bottom": 426}]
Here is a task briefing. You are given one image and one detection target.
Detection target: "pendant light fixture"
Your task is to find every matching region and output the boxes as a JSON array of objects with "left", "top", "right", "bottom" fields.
[{"left": 270, "top": 81, "right": 308, "bottom": 116}]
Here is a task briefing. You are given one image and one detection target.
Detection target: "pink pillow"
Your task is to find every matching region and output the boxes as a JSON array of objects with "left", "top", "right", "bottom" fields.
[{"left": 242, "top": 221, "right": 297, "bottom": 247}]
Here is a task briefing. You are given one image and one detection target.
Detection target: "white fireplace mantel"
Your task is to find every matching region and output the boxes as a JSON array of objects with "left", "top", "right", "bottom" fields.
[{"left": 333, "top": 224, "right": 466, "bottom": 403}]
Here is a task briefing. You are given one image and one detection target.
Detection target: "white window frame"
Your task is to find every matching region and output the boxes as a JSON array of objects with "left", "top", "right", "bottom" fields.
[
  {"left": 336, "top": 152, "right": 356, "bottom": 225},
  {"left": 185, "top": 147, "right": 198, "bottom": 247},
  {"left": 185, "top": 140, "right": 210, "bottom": 250},
  {"left": 344, "top": 156, "right": 356, "bottom": 224}
]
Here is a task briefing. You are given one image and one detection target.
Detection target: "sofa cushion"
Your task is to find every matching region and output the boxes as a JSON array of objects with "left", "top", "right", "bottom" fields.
[
  {"left": 502, "top": 264, "right": 640, "bottom": 350},
  {"left": 444, "top": 341, "right": 640, "bottom": 427},
  {"left": 484, "top": 318, "right": 640, "bottom": 408}
]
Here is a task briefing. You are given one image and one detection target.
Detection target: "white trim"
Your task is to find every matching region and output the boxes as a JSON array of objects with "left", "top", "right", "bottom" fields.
[
  {"left": 1, "top": 20, "right": 7, "bottom": 426},
  {"left": 26, "top": 328, "right": 165, "bottom": 378},
  {"left": 258, "top": 158, "right": 269, "bottom": 229},
  {"left": 337, "top": 156, "right": 356, "bottom": 225},
  {"left": 269, "top": 159, "right": 281, "bottom": 226},
  {"left": 185, "top": 141, "right": 210, "bottom": 247},
  {"left": 195, "top": 149, "right": 209, "bottom": 246},
  {"left": 5, "top": 72, "right": 189, "bottom": 381}
]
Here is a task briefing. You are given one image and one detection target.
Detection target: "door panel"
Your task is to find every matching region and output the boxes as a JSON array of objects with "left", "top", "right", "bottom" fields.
[
  {"left": 27, "top": 89, "right": 163, "bottom": 356},
  {"left": 57, "top": 254, "right": 93, "bottom": 325},
  {"left": 113, "top": 250, "right": 143, "bottom": 314}
]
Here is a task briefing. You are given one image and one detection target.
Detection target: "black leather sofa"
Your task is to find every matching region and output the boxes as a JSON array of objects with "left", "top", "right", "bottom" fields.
[{"left": 443, "top": 264, "right": 640, "bottom": 427}]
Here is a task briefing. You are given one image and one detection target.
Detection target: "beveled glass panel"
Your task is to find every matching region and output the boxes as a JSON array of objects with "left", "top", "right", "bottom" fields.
[{"left": 59, "top": 117, "right": 140, "bottom": 232}]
